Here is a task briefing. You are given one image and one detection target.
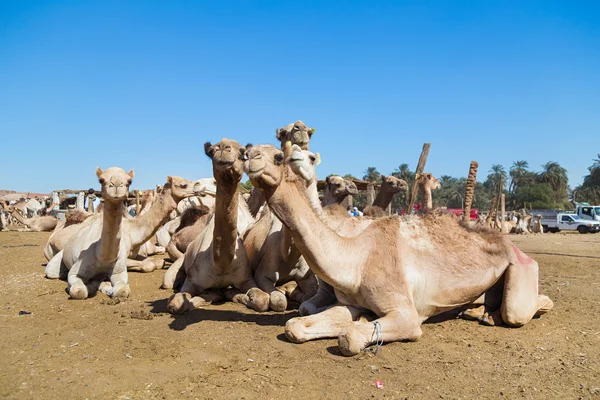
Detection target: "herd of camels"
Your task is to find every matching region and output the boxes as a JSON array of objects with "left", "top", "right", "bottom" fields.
[{"left": 2, "top": 121, "right": 553, "bottom": 356}]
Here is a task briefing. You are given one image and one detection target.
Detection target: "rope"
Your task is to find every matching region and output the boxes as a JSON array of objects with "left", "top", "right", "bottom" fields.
[{"left": 365, "top": 321, "right": 384, "bottom": 354}]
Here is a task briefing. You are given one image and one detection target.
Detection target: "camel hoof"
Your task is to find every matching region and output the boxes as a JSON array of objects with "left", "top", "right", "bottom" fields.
[
  {"left": 168, "top": 293, "right": 189, "bottom": 315},
  {"left": 480, "top": 310, "right": 504, "bottom": 326},
  {"left": 113, "top": 285, "right": 131, "bottom": 300},
  {"left": 270, "top": 291, "right": 287, "bottom": 312},
  {"left": 247, "top": 288, "right": 270, "bottom": 312},
  {"left": 338, "top": 329, "right": 363, "bottom": 357},
  {"left": 285, "top": 319, "right": 307, "bottom": 344},
  {"left": 69, "top": 285, "right": 88, "bottom": 300}
]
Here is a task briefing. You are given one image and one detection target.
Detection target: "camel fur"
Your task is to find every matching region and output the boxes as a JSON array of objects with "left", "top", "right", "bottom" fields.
[{"left": 363, "top": 175, "right": 408, "bottom": 217}]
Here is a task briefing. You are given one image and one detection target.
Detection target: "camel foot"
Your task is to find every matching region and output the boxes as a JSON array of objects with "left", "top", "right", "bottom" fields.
[
  {"left": 270, "top": 290, "right": 287, "bottom": 312},
  {"left": 246, "top": 288, "right": 270, "bottom": 312},
  {"left": 337, "top": 329, "right": 364, "bottom": 357},
  {"left": 285, "top": 318, "right": 308, "bottom": 344},
  {"left": 168, "top": 293, "right": 191, "bottom": 314},
  {"left": 112, "top": 283, "right": 131, "bottom": 300},
  {"left": 459, "top": 305, "right": 486, "bottom": 321},
  {"left": 298, "top": 301, "right": 317, "bottom": 317},
  {"left": 480, "top": 310, "right": 504, "bottom": 326},
  {"left": 69, "top": 283, "right": 89, "bottom": 300},
  {"left": 535, "top": 295, "right": 554, "bottom": 316}
]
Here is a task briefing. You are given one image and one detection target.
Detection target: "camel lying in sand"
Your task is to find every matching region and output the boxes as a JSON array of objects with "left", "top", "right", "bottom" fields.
[
  {"left": 7, "top": 207, "right": 59, "bottom": 232},
  {"left": 243, "top": 143, "right": 553, "bottom": 356},
  {"left": 167, "top": 139, "right": 269, "bottom": 314},
  {"left": 45, "top": 167, "right": 198, "bottom": 299}
]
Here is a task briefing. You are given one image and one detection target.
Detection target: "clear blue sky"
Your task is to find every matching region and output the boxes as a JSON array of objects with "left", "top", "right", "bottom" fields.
[{"left": 1, "top": 1, "right": 599, "bottom": 193}]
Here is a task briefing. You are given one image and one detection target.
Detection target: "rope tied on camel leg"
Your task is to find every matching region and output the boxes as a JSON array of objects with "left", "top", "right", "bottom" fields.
[{"left": 365, "top": 321, "right": 384, "bottom": 354}]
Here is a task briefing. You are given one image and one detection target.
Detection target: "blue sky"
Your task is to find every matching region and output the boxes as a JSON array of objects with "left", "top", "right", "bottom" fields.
[{"left": 1, "top": 1, "right": 599, "bottom": 193}]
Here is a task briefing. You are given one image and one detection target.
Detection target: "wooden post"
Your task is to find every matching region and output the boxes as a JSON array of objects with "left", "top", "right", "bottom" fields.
[
  {"left": 463, "top": 161, "right": 478, "bottom": 223},
  {"left": 405, "top": 143, "right": 431, "bottom": 214},
  {"left": 501, "top": 194, "right": 506, "bottom": 233}
]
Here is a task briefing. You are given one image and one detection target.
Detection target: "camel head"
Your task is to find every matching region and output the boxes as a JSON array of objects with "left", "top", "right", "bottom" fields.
[
  {"left": 417, "top": 172, "right": 441, "bottom": 191},
  {"left": 192, "top": 178, "right": 217, "bottom": 198},
  {"left": 381, "top": 175, "right": 408, "bottom": 194},
  {"left": 95, "top": 167, "right": 134, "bottom": 203},
  {"left": 287, "top": 143, "right": 321, "bottom": 184},
  {"left": 325, "top": 175, "right": 359, "bottom": 199},
  {"left": 243, "top": 144, "right": 286, "bottom": 189},
  {"left": 204, "top": 139, "right": 248, "bottom": 183},
  {"left": 275, "top": 120, "right": 315, "bottom": 150},
  {"left": 162, "top": 176, "right": 198, "bottom": 203}
]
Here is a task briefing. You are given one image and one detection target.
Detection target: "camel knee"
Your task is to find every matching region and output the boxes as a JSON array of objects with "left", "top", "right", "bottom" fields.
[
  {"left": 299, "top": 300, "right": 318, "bottom": 316},
  {"left": 270, "top": 290, "right": 287, "bottom": 312},
  {"left": 285, "top": 318, "right": 309, "bottom": 343}
]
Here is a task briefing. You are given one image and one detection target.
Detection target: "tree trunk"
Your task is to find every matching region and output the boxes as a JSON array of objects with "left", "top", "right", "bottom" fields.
[{"left": 463, "top": 161, "right": 478, "bottom": 223}]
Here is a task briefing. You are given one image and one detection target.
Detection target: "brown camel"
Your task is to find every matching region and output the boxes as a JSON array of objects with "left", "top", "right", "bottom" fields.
[
  {"left": 243, "top": 143, "right": 553, "bottom": 356},
  {"left": 165, "top": 205, "right": 212, "bottom": 260},
  {"left": 363, "top": 175, "right": 408, "bottom": 217},
  {"left": 45, "top": 167, "right": 198, "bottom": 299},
  {"left": 167, "top": 139, "right": 270, "bottom": 314},
  {"left": 322, "top": 175, "right": 359, "bottom": 206}
]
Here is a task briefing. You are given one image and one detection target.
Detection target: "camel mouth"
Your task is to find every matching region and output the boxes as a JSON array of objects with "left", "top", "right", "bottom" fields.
[
  {"left": 245, "top": 167, "right": 265, "bottom": 179},
  {"left": 214, "top": 159, "right": 235, "bottom": 169}
]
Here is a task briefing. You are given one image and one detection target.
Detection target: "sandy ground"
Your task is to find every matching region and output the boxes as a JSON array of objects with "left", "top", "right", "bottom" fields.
[{"left": 0, "top": 231, "right": 599, "bottom": 399}]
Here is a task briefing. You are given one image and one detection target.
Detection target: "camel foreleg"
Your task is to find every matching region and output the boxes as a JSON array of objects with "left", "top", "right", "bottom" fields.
[
  {"left": 255, "top": 258, "right": 288, "bottom": 312},
  {"left": 285, "top": 304, "right": 366, "bottom": 344},
  {"left": 126, "top": 257, "right": 165, "bottom": 273},
  {"left": 289, "top": 272, "right": 319, "bottom": 305},
  {"left": 45, "top": 250, "right": 67, "bottom": 280},
  {"left": 237, "top": 278, "right": 270, "bottom": 312},
  {"left": 162, "top": 256, "right": 184, "bottom": 289}
]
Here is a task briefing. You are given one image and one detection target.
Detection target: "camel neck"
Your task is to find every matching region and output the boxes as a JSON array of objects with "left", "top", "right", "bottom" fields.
[
  {"left": 419, "top": 186, "right": 433, "bottom": 210},
  {"left": 98, "top": 201, "right": 124, "bottom": 263},
  {"left": 372, "top": 184, "right": 395, "bottom": 209},
  {"left": 322, "top": 188, "right": 340, "bottom": 206},
  {"left": 11, "top": 211, "right": 31, "bottom": 225},
  {"left": 264, "top": 174, "right": 356, "bottom": 290},
  {"left": 213, "top": 179, "right": 240, "bottom": 265},
  {"left": 130, "top": 189, "right": 177, "bottom": 248}
]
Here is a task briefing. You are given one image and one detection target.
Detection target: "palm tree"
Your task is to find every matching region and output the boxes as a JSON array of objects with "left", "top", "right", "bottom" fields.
[
  {"left": 362, "top": 167, "right": 381, "bottom": 183},
  {"left": 392, "top": 163, "right": 413, "bottom": 181},
  {"left": 538, "top": 161, "right": 568, "bottom": 192},
  {"left": 486, "top": 164, "right": 507, "bottom": 193},
  {"left": 509, "top": 160, "right": 529, "bottom": 193}
]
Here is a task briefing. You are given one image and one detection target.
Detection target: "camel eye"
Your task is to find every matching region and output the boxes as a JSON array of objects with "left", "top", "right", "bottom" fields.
[
  {"left": 274, "top": 153, "right": 284, "bottom": 164},
  {"left": 98, "top": 178, "right": 105, "bottom": 185},
  {"left": 180, "top": 184, "right": 188, "bottom": 189},
  {"left": 127, "top": 179, "right": 132, "bottom": 185},
  {"left": 309, "top": 155, "right": 316, "bottom": 162}
]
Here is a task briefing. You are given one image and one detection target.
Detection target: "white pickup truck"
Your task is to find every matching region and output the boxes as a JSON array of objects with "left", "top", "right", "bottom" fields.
[
  {"left": 542, "top": 213, "right": 600, "bottom": 234},
  {"left": 576, "top": 204, "right": 600, "bottom": 222}
]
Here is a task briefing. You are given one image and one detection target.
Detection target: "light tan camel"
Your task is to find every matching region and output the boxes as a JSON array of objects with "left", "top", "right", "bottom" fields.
[
  {"left": 275, "top": 120, "right": 315, "bottom": 150},
  {"left": 416, "top": 172, "right": 440, "bottom": 210},
  {"left": 167, "top": 139, "right": 270, "bottom": 314},
  {"left": 532, "top": 214, "right": 544, "bottom": 234},
  {"left": 363, "top": 175, "right": 408, "bottom": 217},
  {"left": 243, "top": 143, "right": 553, "bottom": 356},
  {"left": 45, "top": 167, "right": 197, "bottom": 299},
  {"left": 7, "top": 207, "right": 59, "bottom": 231},
  {"left": 243, "top": 144, "right": 321, "bottom": 311}
]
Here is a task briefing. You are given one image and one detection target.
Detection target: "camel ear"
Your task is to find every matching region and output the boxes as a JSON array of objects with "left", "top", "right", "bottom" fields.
[
  {"left": 127, "top": 169, "right": 135, "bottom": 180},
  {"left": 310, "top": 127, "right": 316, "bottom": 137},
  {"left": 275, "top": 128, "right": 283, "bottom": 141},
  {"left": 95, "top": 167, "right": 103, "bottom": 178},
  {"left": 166, "top": 176, "right": 173, "bottom": 185},
  {"left": 314, "top": 153, "right": 321, "bottom": 166},
  {"left": 381, "top": 174, "right": 386, "bottom": 180},
  {"left": 204, "top": 142, "right": 214, "bottom": 158},
  {"left": 326, "top": 175, "right": 331, "bottom": 185}
]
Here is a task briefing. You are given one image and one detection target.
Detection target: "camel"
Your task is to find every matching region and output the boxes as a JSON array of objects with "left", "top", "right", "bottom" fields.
[
  {"left": 415, "top": 172, "right": 440, "bottom": 211},
  {"left": 363, "top": 175, "right": 408, "bottom": 217},
  {"left": 243, "top": 143, "right": 553, "bottom": 356},
  {"left": 167, "top": 139, "right": 270, "bottom": 314},
  {"left": 166, "top": 204, "right": 212, "bottom": 260},
  {"left": 322, "top": 176, "right": 358, "bottom": 206},
  {"left": 275, "top": 120, "right": 315, "bottom": 150},
  {"left": 243, "top": 144, "right": 321, "bottom": 311},
  {"left": 7, "top": 207, "right": 59, "bottom": 231},
  {"left": 45, "top": 167, "right": 198, "bottom": 299},
  {"left": 532, "top": 214, "right": 544, "bottom": 234}
]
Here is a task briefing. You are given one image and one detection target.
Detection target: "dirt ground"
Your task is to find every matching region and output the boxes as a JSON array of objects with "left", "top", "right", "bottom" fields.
[{"left": 1, "top": 231, "right": 599, "bottom": 399}]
